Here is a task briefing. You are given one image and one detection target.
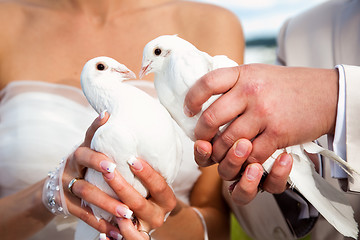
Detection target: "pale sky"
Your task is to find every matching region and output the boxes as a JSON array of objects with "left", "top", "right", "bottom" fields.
[{"left": 194, "top": 0, "right": 328, "bottom": 39}]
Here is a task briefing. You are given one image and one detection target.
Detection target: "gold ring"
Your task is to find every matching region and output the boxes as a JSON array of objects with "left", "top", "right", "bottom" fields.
[
  {"left": 68, "top": 178, "right": 81, "bottom": 195},
  {"left": 138, "top": 230, "right": 151, "bottom": 240}
]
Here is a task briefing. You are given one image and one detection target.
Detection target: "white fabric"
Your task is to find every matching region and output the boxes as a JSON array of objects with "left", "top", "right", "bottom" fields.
[
  {"left": 0, "top": 80, "right": 201, "bottom": 239},
  {"left": 329, "top": 65, "right": 347, "bottom": 178}
]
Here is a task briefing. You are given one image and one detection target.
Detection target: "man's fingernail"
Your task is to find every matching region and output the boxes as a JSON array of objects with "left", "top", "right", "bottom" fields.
[
  {"left": 235, "top": 140, "right": 249, "bottom": 157},
  {"left": 127, "top": 156, "right": 143, "bottom": 171},
  {"left": 116, "top": 205, "right": 133, "bottom": 219},
  {"left": 196, "top": 145, "right": 208, "bottom": 157},
  {"left": 279, "top": 154, "right": 291, "bottom": 166},
  {"left": 246, "top": 164, "right": 261, "bottom": 181},
  {"left": 100, "top": 161, "right": 116, "bottom": 173},
  {"left": 183, "top": 105, "right": 193, "bottom": 117}
]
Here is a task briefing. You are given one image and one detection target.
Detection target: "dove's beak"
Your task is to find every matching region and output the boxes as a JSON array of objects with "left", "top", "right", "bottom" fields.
[
  {"left": 139, "top": 61, "right": 152, "bottom": 79},
  {"left": 114, "top": 68, "right": 136, "bottom": 80}
]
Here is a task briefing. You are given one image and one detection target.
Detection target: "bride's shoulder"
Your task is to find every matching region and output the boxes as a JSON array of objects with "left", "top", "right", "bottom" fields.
[
  {"left": 172, "top": 1, "right": 241, "bottom": 26},
  {"left": 0, "top": 0, "right": 45, "bottom": 46},
  {"left": 0, "top": 0, "right": 54, "bottom": 30},
  {"left": 0, "top": 0, "right": 47, "bottom": 17},
  {"left": 170, "top": 1, "right": 244, "bottom": 63}
]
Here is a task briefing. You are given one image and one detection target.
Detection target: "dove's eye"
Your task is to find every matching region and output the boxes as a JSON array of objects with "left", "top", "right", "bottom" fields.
[
  {"left": 154, "top": 48, "right": 162, "bottom": 56},
  {"left": 96, "top": 63, "right": 107, "bottom": 71}
]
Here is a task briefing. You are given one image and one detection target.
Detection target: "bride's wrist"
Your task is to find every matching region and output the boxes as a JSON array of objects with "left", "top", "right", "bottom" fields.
[
  {"left": 192, "top": 207, "right": 209, "bottom": 240},
  {"left": 42, "top": 157, "right": 70, "bottom": 217},
  {"left": 169, "top": 199, "right": 185, "bottom": 216}
]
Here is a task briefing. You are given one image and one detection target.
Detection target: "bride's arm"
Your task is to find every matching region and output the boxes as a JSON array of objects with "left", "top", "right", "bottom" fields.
[
  {"left": 0, "top": 179, "right": 54, "bottom": 239},
  {"left": 151, "top": 165, "right": 230, "bottom": 240}
]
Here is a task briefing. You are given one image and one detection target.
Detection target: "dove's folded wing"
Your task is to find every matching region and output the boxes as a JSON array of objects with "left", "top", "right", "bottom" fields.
[
  {"left": 303, "top": 141, "right": 360, "bottom": 176},
  {"left": 289, "top": 148, "right": 358, "bottom": 239},
  {"left": 264, "top": 145, "right": 358, "bottom": 238},
  {"left": 211, "top": 55, "right": 238, "bottom": 69}
]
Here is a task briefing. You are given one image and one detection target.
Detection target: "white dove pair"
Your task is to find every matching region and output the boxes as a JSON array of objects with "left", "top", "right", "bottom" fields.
[{"left": 77, "top": 35, "right": 359, "bottom": 239}]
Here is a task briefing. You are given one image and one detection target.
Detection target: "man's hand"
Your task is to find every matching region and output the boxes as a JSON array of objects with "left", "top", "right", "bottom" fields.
[
  {"left": 194, "top": 138, "right": 293, "bottom": 205},
  {"left": 185, "top": 64, "right": 338, "bottom": 165}
]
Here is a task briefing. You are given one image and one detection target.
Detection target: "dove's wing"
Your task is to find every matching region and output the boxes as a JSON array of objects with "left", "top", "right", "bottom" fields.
[
  {"left": 265, "top": 145, "right": 358, "bottom": 239},
  {"left": 302, "top": 141, "right": 360, "bottom": 176},
  {"left": 169, "top": 50, "right": 212, "bottom": 93},
  {"left": 78, "top": 117, "right": 139, "bottom": 224},
  {"left": 211, "top": 54, "right": 238, "bottom": 69},
  {"left": 289, "top": 145, "right": 358, "bottom": 239}
]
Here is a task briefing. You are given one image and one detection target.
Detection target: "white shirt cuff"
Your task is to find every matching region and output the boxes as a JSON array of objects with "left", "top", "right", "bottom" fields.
[{"left": 328, "top": 65, "right": 347, "bottom": 178}]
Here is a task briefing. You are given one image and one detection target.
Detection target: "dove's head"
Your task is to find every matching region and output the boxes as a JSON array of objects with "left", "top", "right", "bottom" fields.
[
  {"left": 81, "top": 56, "right": 136, "bottom": 113},
  {"left": 140, "top": 35, "right": 195, "bottom": 79},
  {"left": 81, "top": 56, "right": 136, "bottom": 86}
]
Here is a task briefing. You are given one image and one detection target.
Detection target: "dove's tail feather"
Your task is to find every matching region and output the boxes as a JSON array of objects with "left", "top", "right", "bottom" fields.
[
  {"left": 290, "top": 151, "right": 358, "bottom": 239},
  {"left": 74, "top": 220, "right": 101, "bottom": 240},
  {"left": 302, "top": 142, "right": 360, "bottom": 177}
]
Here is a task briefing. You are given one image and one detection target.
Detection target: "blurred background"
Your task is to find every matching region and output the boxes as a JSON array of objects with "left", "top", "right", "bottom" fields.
[
  {"left": 194, "top": 0, "right": 328, "bottom": 64},
  {"left": 192, "top": 1, "right": 328, "bottom": 239}
]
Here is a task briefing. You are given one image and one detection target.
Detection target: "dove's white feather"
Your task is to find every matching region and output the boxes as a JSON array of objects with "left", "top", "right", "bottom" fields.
[
  {"left": 302, "top": 141, "right": 360, "bottom": 176},
  {"left": 264, "top": 144, "right": 358, "bottom": 238},
  {"left": 75, "top": 56, "right": 182, "bottom": 240},
  {"left": 141, "top": 35, "right": 358, "bottom": 238}
]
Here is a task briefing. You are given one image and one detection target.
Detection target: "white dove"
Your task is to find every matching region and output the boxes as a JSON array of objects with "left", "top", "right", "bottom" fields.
[
  {"left": 140, "top": 35, "right": 359, "bottom": 239},
  {"left": 75, "top": 56, "right": 182, "bottom": 240}
]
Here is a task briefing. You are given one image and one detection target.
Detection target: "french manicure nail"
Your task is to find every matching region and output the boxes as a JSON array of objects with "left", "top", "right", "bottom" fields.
[
  {"left": 246, "top": 165, "right": 260, "bottom": 181},
  {"left": 100, "top": 161, "right": 116, "bottom": 173},
  {"left": 100, "top": 110, "right": 107, "bottom": 119},
  {"left": 116, "top": 205, "right": 133, "bottom": 219},
  {"left": 109, "top": 231, "right": 122, "bottom": 240},
  {"left": 99, "top": 233, "right": 107, "bottom": 240},
  {"left": 127, "top": 156, "right": 143, "bottom": 171},
  {"left": 183, "top": 105, "right": 193, "bottom": 117}
]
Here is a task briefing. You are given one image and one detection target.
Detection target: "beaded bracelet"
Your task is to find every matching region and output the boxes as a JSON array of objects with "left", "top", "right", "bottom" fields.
[{"left": 42, "top": 157, "right": 70, "bottom": 216}]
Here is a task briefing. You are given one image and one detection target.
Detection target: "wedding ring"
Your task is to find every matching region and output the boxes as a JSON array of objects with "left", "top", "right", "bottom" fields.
[
  {"left": 138, "top": 230, "right": 151, "bottom": 240},
  {"left": 68, "top": 177, "right": 81, "bottom": 195}
]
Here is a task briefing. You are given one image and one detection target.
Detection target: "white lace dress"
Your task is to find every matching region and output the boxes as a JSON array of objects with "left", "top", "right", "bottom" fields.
[{"left": 0, "top": 80, "right": 201, "bottom": 239}]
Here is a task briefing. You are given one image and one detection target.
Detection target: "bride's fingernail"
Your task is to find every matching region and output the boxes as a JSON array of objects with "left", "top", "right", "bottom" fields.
[
  {"left": 99, "top": 110, "right": 107, "bottom": 119},
  {"left": 99, "top": 233, "right": 107, "bottom": 240},
  {"left": 127, "top": 156, "right": 143, "bottom": 171},
  {"left": 116, "top": 205, "right": 133, "bottom": 219},
  {"left": 100, "top": 161, "right": 116, "bottom": 173},
  {"left": 109, "top": 231, "right": 122, "bottom": 240}
]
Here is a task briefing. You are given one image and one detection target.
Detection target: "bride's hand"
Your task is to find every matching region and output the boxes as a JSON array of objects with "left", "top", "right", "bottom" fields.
[
  {"left": 105, "top": 158, "right": 177, "bottom": 240},
  {"left": 60, "top": 112, "right": 129, "bottom": 235},
  {"left": 58, "top": 111, "right": 176, "bottom": 239}
]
